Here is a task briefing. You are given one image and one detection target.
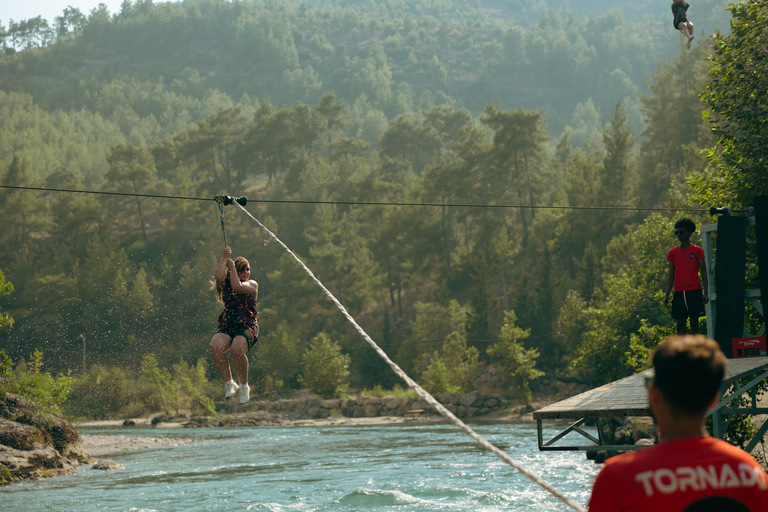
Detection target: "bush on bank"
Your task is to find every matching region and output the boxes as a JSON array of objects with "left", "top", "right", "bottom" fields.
[
  {"left": 0, "top": 349, "right": 71, "bottom": 416},
  {"left": 64, "top": 354, "right": 217, "bottom": 420}
]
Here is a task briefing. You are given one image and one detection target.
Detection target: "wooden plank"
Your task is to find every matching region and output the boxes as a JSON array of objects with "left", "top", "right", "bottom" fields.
[
  {"left": 722, "top": 356, "right": 768, "bottom": 386},
  {"left": 533, "top": 357, "right": 768, "bottom": 420}
]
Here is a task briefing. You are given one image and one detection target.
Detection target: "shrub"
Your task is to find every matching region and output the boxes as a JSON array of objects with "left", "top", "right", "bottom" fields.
[
  {"left": 360, "top": 383, "right": 418, "bottom": 398},
  {"left": 0, "top": 349, "right": 72, "bottom": 416},
  {"left": 65, "top": 356, "right": 217, "bottom": 419},
  {"left": 299, "top": 333, "right": 350, "bottom": 399},
  {"left": 420, "top": 333, "right": 479, "bottom": 394},
  {"left": 172, "top": 358, "right": 217, "bottom": 416},
  {"left": 487, "top": 310, "right": 544, "bottom": 405},
  {"left": 64, "top": 364, "right": 142, "bottom": 419}
]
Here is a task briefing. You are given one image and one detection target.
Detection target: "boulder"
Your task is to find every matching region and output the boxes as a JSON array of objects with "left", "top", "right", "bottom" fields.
[
  {"left": 92, "top": 459, "right": 124, "bottom": 470},
  {"left": 0, "top": 393, "right": 90, "bottom": 484},
  {"left": 459, "top": 391, "right": 484, "bottom": 408}
]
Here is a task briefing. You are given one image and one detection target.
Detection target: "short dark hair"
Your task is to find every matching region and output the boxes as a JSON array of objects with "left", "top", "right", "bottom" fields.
[
  {"left": 674, "top": 218, "right": 696, "bottom": 232},
  {"left": 652, "top": 335, "right": 725, "bottom": 416}
]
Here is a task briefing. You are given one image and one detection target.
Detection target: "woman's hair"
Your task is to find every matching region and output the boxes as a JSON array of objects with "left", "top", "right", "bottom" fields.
[{"left": 214, "top": 256, "right": 250, "bottom": 303}]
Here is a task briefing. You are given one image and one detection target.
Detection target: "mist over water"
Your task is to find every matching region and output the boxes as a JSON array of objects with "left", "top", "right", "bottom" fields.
[{"left": 1, "top": 423, "right": 598, "bottom": 511}]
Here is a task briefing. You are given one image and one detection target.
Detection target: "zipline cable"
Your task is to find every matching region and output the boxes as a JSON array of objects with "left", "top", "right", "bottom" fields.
[
  {"left": 0, "top": 184, "right": 709, "bottom": 213},
  {"left": 232, "top": 201, "right": 588, "bottom": 512}
]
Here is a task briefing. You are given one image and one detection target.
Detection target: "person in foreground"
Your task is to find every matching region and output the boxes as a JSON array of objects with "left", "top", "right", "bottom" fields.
[
  {"left": 589, "top": 335, "right": 768, "bottom": 511},
  {"left": 210, "top": 246, "right": 259, "bottom": 404},
  {"left": 664, "top": 218, "right": 708, "bottom": 335}
]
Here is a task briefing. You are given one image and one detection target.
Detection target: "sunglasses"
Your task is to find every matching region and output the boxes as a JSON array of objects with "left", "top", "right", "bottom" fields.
[{"left": 237, "top": 267, "right": 250, "bottom": 273}]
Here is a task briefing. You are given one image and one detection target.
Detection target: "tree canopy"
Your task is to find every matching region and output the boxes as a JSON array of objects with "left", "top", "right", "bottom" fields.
[{"left": 0, "top": 0, "right": 760, "bottom": 401}]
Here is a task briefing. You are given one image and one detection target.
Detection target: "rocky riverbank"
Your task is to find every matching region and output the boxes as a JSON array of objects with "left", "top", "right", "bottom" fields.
[
  {"left": 0, "top": 393, "right": 92, "bottom": 484},
  {"left": 111, "top": 391, "right": 506, "bottom": 429},
  {"left": 234, "top": 390, "right": 508, "bottom": 420}
]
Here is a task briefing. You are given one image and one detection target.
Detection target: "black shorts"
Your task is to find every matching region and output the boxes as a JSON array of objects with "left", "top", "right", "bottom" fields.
[
  {"left": 672, "top": 290, "right": 703, "bottom": 319},
  {"left": 216, "top": 324, "right": 259, "bottom": 352},
  {"left": 673, "top": 14, "right": 688, "bottom": 29}
]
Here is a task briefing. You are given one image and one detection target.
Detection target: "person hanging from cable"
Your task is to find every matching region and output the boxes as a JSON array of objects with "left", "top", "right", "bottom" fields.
[
  {"left": 210, "top": 245, "right": 259, "bottom": 403},
  {"left": 664, "top": 218, "right": 708, "bottom": 335},
  {"left": 672, "top": 0, "right": 695, "bottom": 49}
]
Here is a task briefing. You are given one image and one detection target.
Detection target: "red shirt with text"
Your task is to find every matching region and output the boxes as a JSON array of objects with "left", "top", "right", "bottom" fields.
[{"left": 589, "top": 437, "right": 768, "bottom": 512}]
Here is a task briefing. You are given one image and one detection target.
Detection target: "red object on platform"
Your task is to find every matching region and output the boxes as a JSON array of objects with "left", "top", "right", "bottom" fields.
[{"left": 732, "top": 336, "right": 767, "bottom": 358}]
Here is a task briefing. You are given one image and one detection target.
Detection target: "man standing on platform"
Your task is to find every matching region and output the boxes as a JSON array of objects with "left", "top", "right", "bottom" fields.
[
  {"left": 664, "top": 218, "right": 708, "bottom": 334},
  {"left": 588, "top": 335, "right": 768, "bottom": 511}
]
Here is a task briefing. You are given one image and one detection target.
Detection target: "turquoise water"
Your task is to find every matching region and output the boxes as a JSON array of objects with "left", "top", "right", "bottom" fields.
[{"left": 2, "top": 423, "right": 599, "bottom": 511}]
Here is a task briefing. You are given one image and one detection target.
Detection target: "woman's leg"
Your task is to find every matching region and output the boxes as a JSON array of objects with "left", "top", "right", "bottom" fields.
[
  {"left": 230, "top": 336, "right": 249, "bottom": 385},
  {"left": 209, "top": 332, "right": 233, "bottom": 382},
  {"left": 681, "top": 22, "right": 693, "bottom": 38}
]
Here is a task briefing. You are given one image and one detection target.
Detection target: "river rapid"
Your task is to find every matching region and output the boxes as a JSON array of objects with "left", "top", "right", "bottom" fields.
[{"left": 2, "top": 422, "right": 600, "bottom": 511}]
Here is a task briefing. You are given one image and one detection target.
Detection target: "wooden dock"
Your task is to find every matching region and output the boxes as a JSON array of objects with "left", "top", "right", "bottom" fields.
[{"left": 533, "top": 356, "right": 768, "bottom": 452}]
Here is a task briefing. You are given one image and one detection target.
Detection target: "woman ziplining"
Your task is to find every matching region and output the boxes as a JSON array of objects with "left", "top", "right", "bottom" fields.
[
  {"left": 209, "top": 195, "right": 258, "bottom": 403},
  {"left": 209, "top": 245, "right": 259, "bottom": 404},
  {"left": 672, "top": 0, "right": 695, "bottom": 49}
]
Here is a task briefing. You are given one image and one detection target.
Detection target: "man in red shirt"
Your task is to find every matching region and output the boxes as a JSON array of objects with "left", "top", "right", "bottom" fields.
[
  {"left": 589, "top": 336, "right": 768, "bottom": 512},
  {"left": 664, "top": 218, "right": 708, "bottom": 334}
]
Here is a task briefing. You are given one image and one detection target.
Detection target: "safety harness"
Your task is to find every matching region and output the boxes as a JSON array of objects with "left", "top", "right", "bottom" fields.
[{"left": 218, "top": 297, "right": 258, "bottom": 341}]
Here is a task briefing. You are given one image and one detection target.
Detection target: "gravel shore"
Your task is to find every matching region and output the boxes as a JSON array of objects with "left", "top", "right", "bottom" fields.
[{"left": 80, "top": 434, "right": 194, "bottom": 456}]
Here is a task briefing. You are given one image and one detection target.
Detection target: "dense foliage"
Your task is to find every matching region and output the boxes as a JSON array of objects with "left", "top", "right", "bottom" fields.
[
  {"left": 299, "top": 333, "right": 351, "bottom": 399},
  {"left": 0, "top": 0, "right": 763, "bottom": 407},
  {"left": 699, "top": 0, "right": 768, "bottom": 208},
  {"left": 0, "top": 349, "right": 72, "bottom": 416},
  {"left": 64, "top": 354, "right": 217, "bottom": 419}
]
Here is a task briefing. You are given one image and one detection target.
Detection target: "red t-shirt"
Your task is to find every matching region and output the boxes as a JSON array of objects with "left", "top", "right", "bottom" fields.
[
  {"left": 667, "top": 244, "right": 705, "bottom": 291},
  {"left": 589, "top": 437, "right": 768, "bottom": 512}
]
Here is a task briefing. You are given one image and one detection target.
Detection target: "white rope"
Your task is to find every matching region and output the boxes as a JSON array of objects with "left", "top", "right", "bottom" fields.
[{"left": 235, "top": 203, "right": 587, "bottom": 512}]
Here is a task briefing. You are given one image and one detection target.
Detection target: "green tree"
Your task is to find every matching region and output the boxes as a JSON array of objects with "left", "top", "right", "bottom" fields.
[
  {"left": 421, "top": 333, "right": 479, "bottom": 394},
  {"left": 700, "top": 0, "right": 768, "bottom": 206},
  {"left": 637, "top": 44, "right": 710, "bottom": 207},
  {"left": 140, "top": 353, "right": 181, "bottom": 414},
  {"left": 0, "top": 270, "right": 13, "bottom": 331},
  {"left": 379, "top": 115, "right": 440, "bottom": 174},
  {"left": 0, "top": 349, "right": 72, "bottom": 416},
  {"left": 299, "top": 333, "right": 350, "bottom": 399},
  {"left": 397, "top": 299, "right": 469, "bottom": 375},
  {"left": 316, "top": 91, "right": 349, "bottom": 161},
  {"left": 480, "top": 104, "right": 548, "bottom": 246},
  {"left": 104, "top": 144, "right": 160, "bottom": 241},
  {"left": 487, "top": 310, "right": 543, "bottom": 404},
  {"left": 172, "top": 358, "right": 216, "bottom": 416},
  {"left": 175, "top": 107, "right": 247, "bottom": 193}
]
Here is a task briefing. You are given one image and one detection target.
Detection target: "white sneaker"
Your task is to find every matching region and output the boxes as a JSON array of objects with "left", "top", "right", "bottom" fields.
[
  {"left": 224, "top": 379, "right": 240, "bottom": 399},
  {"left": 239, "top": 383, "right": 250, "bottom": 404}
]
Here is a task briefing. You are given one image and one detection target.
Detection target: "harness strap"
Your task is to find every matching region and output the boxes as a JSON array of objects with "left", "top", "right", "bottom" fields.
[{"left": 218, "top": 300, "right": 258, "bottom": 340}]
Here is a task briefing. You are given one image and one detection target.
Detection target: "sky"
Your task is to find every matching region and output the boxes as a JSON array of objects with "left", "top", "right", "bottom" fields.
[{"left": 1, "top": 1, "right": 133, "bottom": 24}]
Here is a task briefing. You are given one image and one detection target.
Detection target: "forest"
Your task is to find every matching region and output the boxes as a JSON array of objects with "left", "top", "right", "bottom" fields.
[{"left": 0, "top": 0, "right": 766, "bottom": 406}]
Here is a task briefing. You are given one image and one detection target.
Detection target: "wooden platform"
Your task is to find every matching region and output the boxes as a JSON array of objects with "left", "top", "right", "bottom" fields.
[{"left": 534, "top": 356, "right": 768, "bottom": 421}]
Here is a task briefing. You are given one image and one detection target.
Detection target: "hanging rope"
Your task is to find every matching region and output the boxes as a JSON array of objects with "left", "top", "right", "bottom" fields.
[
  {"left": 215, "top": 197, "right": 228, "bottom": 246},
  {"left": 232, "top": 202, "right": 588, "bottom": 512}
]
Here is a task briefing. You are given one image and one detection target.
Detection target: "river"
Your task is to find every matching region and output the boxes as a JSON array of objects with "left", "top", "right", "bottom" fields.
[{"left": 2, "top": 422, "right": 599, "bottom": 511}]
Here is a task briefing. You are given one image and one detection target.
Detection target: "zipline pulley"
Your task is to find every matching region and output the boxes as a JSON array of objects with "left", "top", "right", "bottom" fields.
[{"left": 214, "top": 194, "right": 248, "bottom": 246}]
